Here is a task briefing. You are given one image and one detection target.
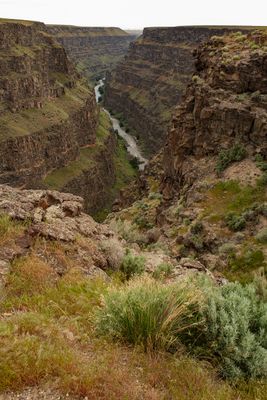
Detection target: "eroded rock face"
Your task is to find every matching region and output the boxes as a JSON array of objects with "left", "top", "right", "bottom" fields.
[
  {"left": 0, "top": 184, "right": 119, "bottom": 282},
  {"left": 0, "top": 20, "right": 98, "bottom": 187},
  {"left": 47, "top": 26, "right": 136, "bottom": 81},
  {"left": 105, "top": 26, "right": 251, "bottom": 156},
  {"left": 162, "top": 30, "right": 267, "bottom": 197}
]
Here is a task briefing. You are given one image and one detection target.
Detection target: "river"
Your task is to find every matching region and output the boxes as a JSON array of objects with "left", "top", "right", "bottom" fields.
[{"left": 94, "top": 79, "right": 148, "bottom": 171}]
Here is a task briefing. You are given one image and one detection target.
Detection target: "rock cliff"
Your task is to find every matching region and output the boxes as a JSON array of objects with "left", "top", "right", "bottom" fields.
[
  {"left": 0, "top": 19, "right": 136, "bottom": 216},
  {"left": 162, "top": 29, "right": 267, "bottom": 197},
  {"left": 0, "top": 19, "right": 98, "bottom": 187},
  {"left": 109, "top": 30, "right": 267, "bottom": 285},
  {"left": 104, "top": 26, "right": 253, "bottom": 155},
  {"left": 47, "top": 25, "right": 136, "bottom": 81}
]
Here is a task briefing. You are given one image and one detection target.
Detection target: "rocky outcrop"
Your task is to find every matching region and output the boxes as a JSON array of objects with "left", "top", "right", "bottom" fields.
[
  {"left": 105, "top": 26, "right": 253, "bottom": 156},
  {"left": 162, "top": 30, "right": 267, "bottom": 197},
  {"left": 0, "top": 184, "right": 123, "bottom": 284},
  {"left": 0, "top": 19, "right": 98, "bottom": 188},
  {"left": 47, "top": 25, "right": 136, "bottom": 81}
]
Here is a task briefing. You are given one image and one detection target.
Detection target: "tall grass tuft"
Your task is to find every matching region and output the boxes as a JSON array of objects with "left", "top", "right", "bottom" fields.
[{"left": 96, "top": 276, "right": 202, "bottom": 352}]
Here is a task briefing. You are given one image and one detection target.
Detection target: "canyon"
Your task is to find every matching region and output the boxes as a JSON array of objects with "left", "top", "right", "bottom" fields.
[
  {"left": 0, "top": 16, "right": 266, "bottom": 399},
  {"left": 0, "top": 19, "right": 136, "bottom": 217},
  {"left": 47, "top": 25, "right": 137, "bottom": 82},
  {"left": 104, "top": 26, "right": 255, "bottom": 155}
]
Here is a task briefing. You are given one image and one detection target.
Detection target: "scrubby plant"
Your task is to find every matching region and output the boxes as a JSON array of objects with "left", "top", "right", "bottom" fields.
[
  {"left": 216, "top": 144, "right": 246, "bottom": 173},
  {"left": 255, "top": 228, "right": 267, "bottom": 244},
  {"left": 120, "top": 249, "right": 145, "bottom": 280},
  {"left": 190, "top": 221, "right": 204, "bottom": 234},
  {"left": 129, "top": 156, "right": 139, "bottom": 170},
  {"left": 148, "top": 192, "right": 163, "bottom": 200},
  {"left": 152, "top": 263, "right": 174, "bottom": 280},
  {"left": 229, "top": 248, "right": 265, "bottom": 272},
  {"left": 225, "top": 211, "right": 246, "bottom": 231},
  {"left": 199, "top": 280, "right": 267, "bottom": 379},
  {"left": 96, "top": 276, "right": 202, "bottom": 351},
  {"left": 218, "top": 242, "right": 236, "bottom": 256},
  {"left": 258, "top": 171, "right": 267, "bottom": 187}
]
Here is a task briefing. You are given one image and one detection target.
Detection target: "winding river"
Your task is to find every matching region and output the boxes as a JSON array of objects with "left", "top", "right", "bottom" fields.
[{"left": 94, "top": 79, "right": 148, "bottom": 171}]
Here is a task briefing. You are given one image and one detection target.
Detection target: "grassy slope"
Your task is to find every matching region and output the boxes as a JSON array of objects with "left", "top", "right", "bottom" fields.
[
  {"left": 0, "top": 81, "right": 91, "bottom": 142},
  {"left": 0, "top": 240, "right": 265, "bottom": 399},
  {"left": 44, "top": 109, "right": 137, "bottom": 218}
]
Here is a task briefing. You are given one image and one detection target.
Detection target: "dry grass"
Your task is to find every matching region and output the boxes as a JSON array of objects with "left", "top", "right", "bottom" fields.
[
  {"left": 0, "top": 215, "right": 26, "bottom": 246},
  {"left": 0, "top": 255, "right": 265, "bottom": 399}
]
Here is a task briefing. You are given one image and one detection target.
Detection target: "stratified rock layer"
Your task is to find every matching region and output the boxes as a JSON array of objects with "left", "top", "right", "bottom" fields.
[
  {"left": 47, "top": 25, "right": 136, "bottom": 81},
  {"left": 162, "top": 30, "right": 267, "bottom": 197},
  {"left": 0, "top": 19, "right": 98, "bottom": 188},
  {"left": 105, "top": 26, "right": 253, "bottom": 155}
]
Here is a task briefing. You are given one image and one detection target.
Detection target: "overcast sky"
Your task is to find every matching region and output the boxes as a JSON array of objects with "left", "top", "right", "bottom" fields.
[{"left": 0, "top": 0, "right": 266, "bottom": 29}]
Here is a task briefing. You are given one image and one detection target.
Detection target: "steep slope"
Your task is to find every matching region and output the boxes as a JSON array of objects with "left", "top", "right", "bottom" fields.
[
  {"left": 109, "top": 30, "right": 267, "bottom": 284},
  {"left": 104, "top": 26, "right": 257, "bottom": 156},
  {"left": 47, "top": 25, "right": 136, "bottom": 81},
  {"left": 0, "top": 19, "right": 136, "bottom": 217},
  {"left": 0, "top": 19, "right": 97, "bottom": 187}
]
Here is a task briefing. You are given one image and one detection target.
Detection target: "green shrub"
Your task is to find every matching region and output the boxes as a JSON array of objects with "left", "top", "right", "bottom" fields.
[
  {"left": 229, "top": 248, "right": 265, "bottom": 272},
  {"left": 216, "top": 144, "right": 246, "bottom": 173},
  {"left": 190, "top": 221, "right": 204, "bottom": 234},
  {"left": 152, "top": 263, "right": 174, "bottom": 280},
  {"left": 200, "top": 280, "right": 267, "bottom": 379},
  {"left": 257, "top": 171, "right": 267, "bottom": 187},
  {"left": 96, "top": 277, "right": 201, "bottom": 351},
  {"left": 255, "top": 228, "right": 267, "bottom": 244},
  {"left": 218, "top": 242, "right": 236, "bottom": 255},
  {"left": 129, "top": 156, "right": 139, "bottom": 170},
  {"left": 120, "top": 249, "right": 145, "bottom": 280},
  {"left": 225, "top": 212, "right": 246, "bottom": 231}
]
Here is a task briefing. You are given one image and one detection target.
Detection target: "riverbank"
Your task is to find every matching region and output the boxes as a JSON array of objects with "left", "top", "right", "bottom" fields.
[{"left": 94, "top": 79, "right": 148, "bottom": 171}]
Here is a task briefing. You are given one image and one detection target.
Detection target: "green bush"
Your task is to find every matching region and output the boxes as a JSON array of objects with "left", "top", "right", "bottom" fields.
[
  {"left": 225, "top": 212, "right": 246, "bottom": 231},
  {"left": 152, "top": 263, "right": 173, "bottom": 280},
  {"left": 229, "top": 248, "right": 265, "bottom": 272},
  {"left": 190, "top": 221, "right": 204, "bottom": 234},
  {"left": 129, "top": 156, "right": 139, "bottom": 170},
  {"left": 120, "top": 249, "right": 145, "bottom": 280},
  {"left": 96, "top": 277, "right": 201, "bottom": 351},
  {"left": 200, "top": 281, "right": 267, "bottom": 379},
  {"left": 216, "top": 144, "right": 246, "bottom": 173},
  {"left": 218, "top": 242, "right": 236, "bottom": 256},
  {"left": 255, "top": 228, "right": 267, "bottom": 244}
]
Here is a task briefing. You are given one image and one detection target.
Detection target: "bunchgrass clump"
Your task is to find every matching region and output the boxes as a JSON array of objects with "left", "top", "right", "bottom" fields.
[
  {"left": 152, "top": 263, "right": 174, "bottom": 280},
  {"left": 96, "top": 276, "right": 202, "bottom": 351}
]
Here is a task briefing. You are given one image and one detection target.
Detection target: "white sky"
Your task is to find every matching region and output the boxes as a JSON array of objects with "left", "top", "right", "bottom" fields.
[{"left": 0, "top": 0, "right": 266, "bottom": 29}]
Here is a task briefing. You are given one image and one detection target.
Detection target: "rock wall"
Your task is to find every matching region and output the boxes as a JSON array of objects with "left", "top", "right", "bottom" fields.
[
  {"left": 104, "top": 26, "right": 252, "bottom": 156},
  {"left": 161, "top": 30, "right": 267, "bottom": 198},
  {"left": 47, "top": 25, "right": 136, "bottom": 81},
  {"left": 61, "top": 133, "right": 117, "bottom": 215},
  {"left": 0, "top": 19, "right": 98, "bottom": 188}
]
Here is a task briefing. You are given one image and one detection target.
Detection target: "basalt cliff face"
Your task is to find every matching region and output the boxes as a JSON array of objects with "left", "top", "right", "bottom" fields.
[
  {"left": 0, "top": 19, "right": 97, "bottom": 188},
  {"left": 109, "top": 30, "right": 267, "bottom": 285},
  {"left": 47, "top": 25, "right": 136, "bottom": 81},
  {"left": 162, "top": 30, "right": 267, "bottom": 197},
  {"left": 104, "top": 26, "right": 252, "bottom": 156},
  {"left": 0, "top": 19, "right": 135, "bottom": 217}
]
